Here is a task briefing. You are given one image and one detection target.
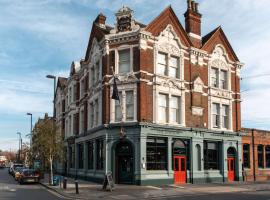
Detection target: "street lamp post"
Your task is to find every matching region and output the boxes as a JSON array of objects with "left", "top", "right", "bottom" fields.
[
  {"left": 26, "top": 113, "right": 33, "bottom": 145},
  {"left": 16, "top": 132, "right": 22, "bottom": 162},
  {"left": 46, "top": 75, "right": 56, "bottom": 119}
]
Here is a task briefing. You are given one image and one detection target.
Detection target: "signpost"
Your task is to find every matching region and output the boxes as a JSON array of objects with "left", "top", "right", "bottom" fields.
[{"left": 102, "top": 172, "right": 114, "bottom": 192}]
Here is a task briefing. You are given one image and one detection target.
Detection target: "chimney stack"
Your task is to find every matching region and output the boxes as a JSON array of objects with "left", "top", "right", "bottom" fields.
[
  {"left": 95, "top": 13, "right": 106, "bottom": 28},
  {"left": 184, "top": 0, "right": 202, "bottom": 48}
]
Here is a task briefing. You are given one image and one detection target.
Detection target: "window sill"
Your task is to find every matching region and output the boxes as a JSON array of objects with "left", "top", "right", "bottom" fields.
[{"left": 156, "top": 74, "right": 181, "bottom": 81}]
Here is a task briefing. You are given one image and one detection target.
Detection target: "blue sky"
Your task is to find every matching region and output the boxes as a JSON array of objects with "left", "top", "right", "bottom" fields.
[{"left": 0, "top": 0, "right": 270, "bottom": 151}]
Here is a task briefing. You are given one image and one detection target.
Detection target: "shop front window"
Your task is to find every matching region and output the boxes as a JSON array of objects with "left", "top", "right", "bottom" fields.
[
  {"left": 146, "top": 137, "right": 167, "bottom": 170},
  {"left": 204, "top": 141, "right": 220, "bottom": 170},
  {"left": 266, "top": 146, "right": 270, "bottom": 168},
  {"left": 243, "top": 144, "right": 250, "bottom": 168},
  {"left": 258, "top": 145, "right": 264, "bottom": 168}
]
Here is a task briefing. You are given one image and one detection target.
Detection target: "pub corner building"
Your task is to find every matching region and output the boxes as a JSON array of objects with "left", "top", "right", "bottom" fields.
[{"left": 54, "top": 0, "right": 244, "bottom": 185}]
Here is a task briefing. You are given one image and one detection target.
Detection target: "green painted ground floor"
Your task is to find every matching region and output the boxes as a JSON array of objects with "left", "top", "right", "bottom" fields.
[{"left": 58, "top": 123, "right": 243, "bottom": 185}]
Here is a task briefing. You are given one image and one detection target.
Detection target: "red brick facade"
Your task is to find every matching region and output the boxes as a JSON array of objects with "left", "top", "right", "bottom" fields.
[{"left": 242, "top": 128, "right": 270, "bottom": 181}]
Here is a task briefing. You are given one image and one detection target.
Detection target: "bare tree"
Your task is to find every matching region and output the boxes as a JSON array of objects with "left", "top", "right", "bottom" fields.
[{"left": 31, "top": 117, "right": 64, "bottom": 185}]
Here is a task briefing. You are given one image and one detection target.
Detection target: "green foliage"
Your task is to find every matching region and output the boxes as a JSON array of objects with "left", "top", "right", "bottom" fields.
[{"left": 31, "top": 117, "right": 64, "bottom": 170}]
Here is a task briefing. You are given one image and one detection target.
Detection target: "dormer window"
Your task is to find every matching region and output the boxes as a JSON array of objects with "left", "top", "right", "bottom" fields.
[
  {"left": 119, "top": 49, "right": 130, "bottom": 73},
  {"left": 210, "top": 68, "right": 218, "bottom": 88},
  {"left": 157, "top": 52, "right": 180, "bottom": 78}
]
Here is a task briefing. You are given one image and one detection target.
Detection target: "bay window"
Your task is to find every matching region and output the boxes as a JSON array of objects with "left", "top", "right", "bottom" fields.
[
  {"left": 119, "top": 49, "right": 130, "bottom": 73},
  {"left": 146, "top": 137, "right": 167, "bottom": 170}
]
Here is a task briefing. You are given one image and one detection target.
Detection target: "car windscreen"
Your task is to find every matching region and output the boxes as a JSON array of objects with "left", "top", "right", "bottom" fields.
[{"left": 23, "top": 170, "right": 36, "bottom": 176}]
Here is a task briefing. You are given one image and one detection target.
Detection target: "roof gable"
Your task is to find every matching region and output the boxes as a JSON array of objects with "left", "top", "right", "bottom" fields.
[
  {"left": 202, "top": 27, "right": 239, "bottom": 62},
  {"left": 84, "top": 23, "right": 110, "bottom": 61},
  {"left": 145, "top": 6, "right": 191, "bottom": 47}
]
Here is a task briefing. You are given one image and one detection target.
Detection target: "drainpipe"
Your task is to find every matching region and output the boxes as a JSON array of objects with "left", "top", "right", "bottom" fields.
[{"left": 252, "top": 129, "right": 256, "bottom": 181}]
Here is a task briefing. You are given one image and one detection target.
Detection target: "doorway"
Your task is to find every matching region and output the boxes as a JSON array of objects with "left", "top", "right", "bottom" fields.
[
  {"left": 227, "top": 147, "right": 236, "bottom": 182},
  {"left": 115, "top": 141, "right": 134, "bottom": 184},
  {"left": 174, "top": 156, "right": 186, "bottom": 184}
]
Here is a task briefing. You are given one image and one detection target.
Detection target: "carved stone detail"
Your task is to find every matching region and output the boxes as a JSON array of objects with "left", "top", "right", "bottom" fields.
[
  {"left": 210, "top": 88, "right": 231, "bottom": 99},
  {"left": 158, "top": 43, "right": 180, "bottom": 55},
  {"left": 192, "top": 106, "right": 204, "bottom": 116},
  {"left": 193, "top": 77, "right": 204, "bottom": 93}
]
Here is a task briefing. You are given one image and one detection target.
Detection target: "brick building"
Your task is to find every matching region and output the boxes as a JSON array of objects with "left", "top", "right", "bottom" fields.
[
  {"left": 242, "top": 128, "right": 270, "bottom": 181},
  {"left": 55, "top": 0, "right": 244, "bottom": 185}
]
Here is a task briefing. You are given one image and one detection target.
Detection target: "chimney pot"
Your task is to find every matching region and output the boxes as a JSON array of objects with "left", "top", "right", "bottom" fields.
[
  {"left": 187, "top": 0, "right": 192, "bottom": 9},
  {"left": 195, "top": 3, "right": 199, "bottom": 13},
  {"left": 191, "top": 1, "right": 196, "bottom": 11}
]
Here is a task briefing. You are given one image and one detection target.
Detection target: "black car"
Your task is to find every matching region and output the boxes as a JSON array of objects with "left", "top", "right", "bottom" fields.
[{"left": 19, "top": 169, "right": 40, "bottom": 184}]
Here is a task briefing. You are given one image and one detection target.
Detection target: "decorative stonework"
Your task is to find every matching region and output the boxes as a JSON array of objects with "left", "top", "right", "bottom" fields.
[
  {"left": 192, "top": 106, "right": 204, "bottom": 116},
  {"left": 156, "top": 24, "right": 183, "bottom": 55},
  {"left": 110, "top": 6, "right": 140, "bottom": 34},
  {"left": 193, "top": 76, "right": 204, "bottom": 93},
  {"left": 210, "top": 88, "right": 231, "bottom": 99},
  {"left": 158, "top": 43, "right": 180, "bottom": 55}
]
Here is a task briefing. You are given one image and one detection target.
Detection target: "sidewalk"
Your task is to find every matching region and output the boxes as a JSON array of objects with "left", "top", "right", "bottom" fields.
[{"left": 40, "top": 174, "right": 270, "bottom": 200}]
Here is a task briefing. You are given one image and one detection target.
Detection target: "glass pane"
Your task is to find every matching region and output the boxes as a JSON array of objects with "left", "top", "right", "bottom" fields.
[
  {"left": 159, "top": 94, "right": 167, "bottom": 107},
  {"left": 170, "top": 96, "right": 179, "bottom": 109},
  {"left": 169, "top": 67, "right": 177, "bottom": 78},
  {"left": 119, "top": 50, "right": 130, "bottom": 73},
  {"left": 208, "top": 142, "right": 217, "bottom": 150},
  {"left": 170, "top": 57, "right": 178, "bottom": 67},
  {"left": 158, "top": 53, "right": 166, "bottom": 64},
  {"left": 181, "top": 158, "right": 185, "bottom": 171},
  {"left": 157, "top": 63, "right": 166, "bottom": 75},
  {"left": 174, "top": 158, "right": 179, "bottom": 171},
  {"left": 230, "top": 160, "right": 234, "bottom": 170}
]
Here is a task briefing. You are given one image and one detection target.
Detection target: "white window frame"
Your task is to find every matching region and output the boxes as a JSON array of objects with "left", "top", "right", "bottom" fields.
[
  {"left": 110, "top": 84, "right": 137, "bottom": 123},
  {"left": 210, "top": 101, "right": 232, "bottom": 131},
  {"left": 114, "top": 45, "right": 133, "bottom": 74},
  {"left": 156, "top": 92, "right": 182, "bottom": 125},
  {"left": 156, "top": 52, "right": 180, "bottom": 79}
]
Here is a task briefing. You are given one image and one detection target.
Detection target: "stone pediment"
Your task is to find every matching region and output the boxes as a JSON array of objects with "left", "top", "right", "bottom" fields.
[
  {"left": 157, "top": 24, "right": 183, "bottom": 55},
  {"left": 193, "top": 76, "right": 204, "bottom": 93}
]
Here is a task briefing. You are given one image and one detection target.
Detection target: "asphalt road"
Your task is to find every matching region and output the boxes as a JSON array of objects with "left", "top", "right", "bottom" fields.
[
  {"left": 163, "top": 191, "right": 270, "bottom": 200},
  {"left": 0, "top": 168, "right": 63, "bottom": 200}
]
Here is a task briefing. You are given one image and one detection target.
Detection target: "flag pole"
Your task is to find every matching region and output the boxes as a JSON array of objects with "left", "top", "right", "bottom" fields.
[{"left": 111, "top": 66, "right": 125, "bottom": 138}]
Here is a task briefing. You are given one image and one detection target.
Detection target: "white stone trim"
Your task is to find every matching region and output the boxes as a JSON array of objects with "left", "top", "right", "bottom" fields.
[{"left": 110, "top": 83, "right": 137, "bottom": 123}]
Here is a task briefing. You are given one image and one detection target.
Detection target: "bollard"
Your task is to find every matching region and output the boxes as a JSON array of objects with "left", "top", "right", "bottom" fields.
[
  {"left": 75, "top": 180, "right": 79, "bottom": 194},
  {"left": 63, "top": 177, "right": 67, "bottom": 189}
]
